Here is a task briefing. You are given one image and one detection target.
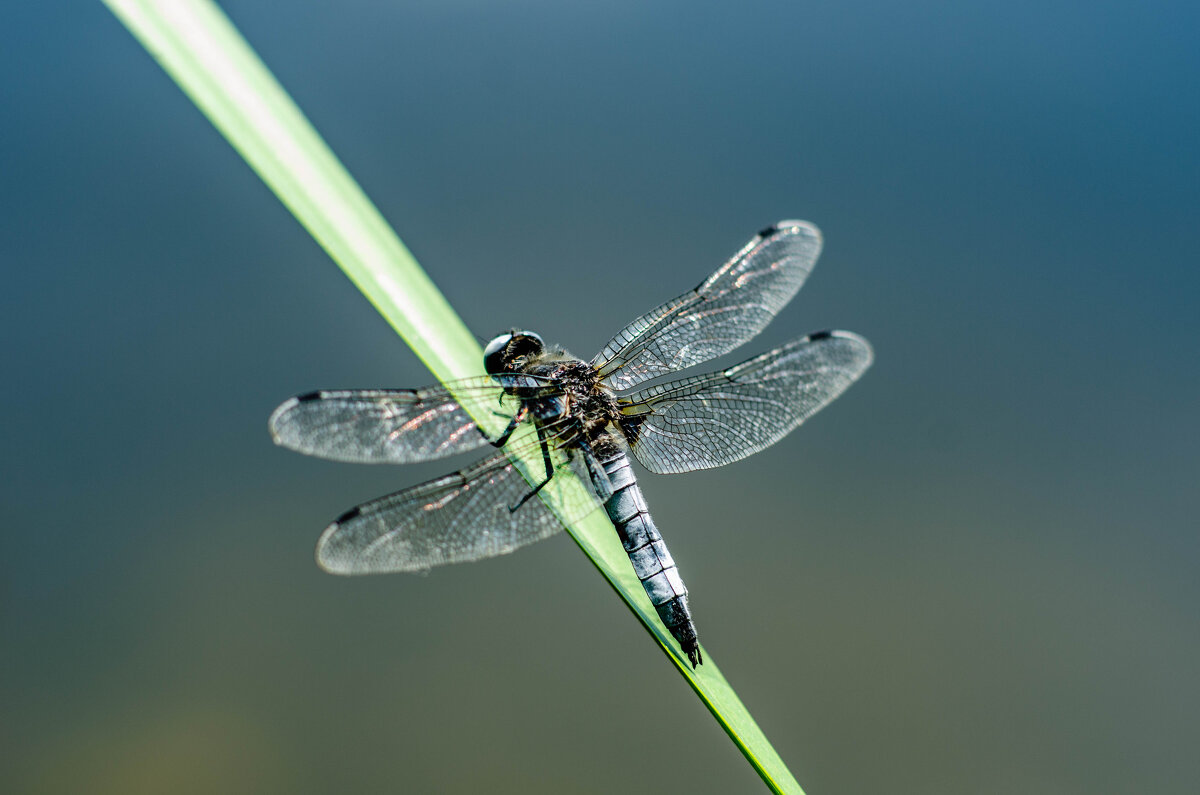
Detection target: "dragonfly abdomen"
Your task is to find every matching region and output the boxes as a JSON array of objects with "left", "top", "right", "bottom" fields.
[{"left": 593, "top": 452, "right": 702, "bottom": 667}]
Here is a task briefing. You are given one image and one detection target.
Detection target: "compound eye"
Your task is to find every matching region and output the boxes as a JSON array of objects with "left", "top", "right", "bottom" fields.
[
  {"left": 483, "top": 330, "right": 545, "bottom": 375},
  {"left": 483, "top": 333, "right": 514, "bottom": 375},
  {"left": 506, "top": 331, "right": 544, "bottom": 364},
  {"left": 510, "top": 330, "right": 544, "bottom": 353}
]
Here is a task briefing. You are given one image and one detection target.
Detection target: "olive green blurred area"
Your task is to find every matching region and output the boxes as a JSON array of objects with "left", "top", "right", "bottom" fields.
[{"left": 3, "top": 1, "right": 1198, "bottom": 793}]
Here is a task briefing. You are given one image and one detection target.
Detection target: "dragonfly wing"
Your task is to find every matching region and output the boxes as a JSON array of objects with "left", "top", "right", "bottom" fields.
[
  {"left": 592, "top": 221, "right": 823, "bottom": 391},
  {"left": 317, "top": 446, "right": 602, "bottom": 574},
  {"left": 620, "top": 331, "right": 873, "bottom": 474},
  {"left": 269, "top": 379, "right": 504, "bottom": 464}
]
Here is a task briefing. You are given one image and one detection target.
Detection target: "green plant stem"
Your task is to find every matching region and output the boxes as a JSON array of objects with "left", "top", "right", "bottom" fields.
[{"left": 103, "top": 1, "right": 806, "bottom": 792}]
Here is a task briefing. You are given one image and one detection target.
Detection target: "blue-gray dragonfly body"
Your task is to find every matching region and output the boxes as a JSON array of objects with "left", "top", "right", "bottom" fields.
[{"left": 269, "top": 221, "right": 873, "bottom": 667}]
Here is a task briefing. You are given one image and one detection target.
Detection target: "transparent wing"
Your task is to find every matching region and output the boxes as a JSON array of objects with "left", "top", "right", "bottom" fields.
[
  {"left": 619, "top": 331, "right": 873, "bottom": 474},
  {"left": 269, "top": 376, "right": 551, "bottom": 464},
  {"left": 592, "top": 221, "right": 823, "bottom": 391},
  {"left": 316, "top": 445, "right": 602, "bottom": 574}
]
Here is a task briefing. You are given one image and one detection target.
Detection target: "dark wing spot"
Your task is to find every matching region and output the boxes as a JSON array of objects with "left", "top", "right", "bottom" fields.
[{"left": 334, "top": 506, "right": 362, "bottom": 525}]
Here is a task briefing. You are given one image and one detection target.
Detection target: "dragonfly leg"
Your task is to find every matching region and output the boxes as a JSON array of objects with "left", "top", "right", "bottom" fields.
[
  {"left": 508, "top": 422, "right": 555, "bottom": 512},
  {"left": 486, "top": 406, "right": 528, "bottom": 448}
]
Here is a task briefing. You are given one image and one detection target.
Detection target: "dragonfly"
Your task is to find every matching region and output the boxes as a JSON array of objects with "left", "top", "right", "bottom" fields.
[{"left": 269, "top": 221, "right": 872, "bottom": 668}]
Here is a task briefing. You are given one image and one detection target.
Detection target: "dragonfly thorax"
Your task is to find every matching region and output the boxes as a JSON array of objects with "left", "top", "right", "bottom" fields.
[{"left": 545, "top": 358, "right": 623, "bottom": 450}]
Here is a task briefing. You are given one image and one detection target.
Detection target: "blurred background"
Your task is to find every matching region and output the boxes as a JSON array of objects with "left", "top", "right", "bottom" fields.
[{"left": 3, "top": 1, "right": 1198, "bottom": 793}]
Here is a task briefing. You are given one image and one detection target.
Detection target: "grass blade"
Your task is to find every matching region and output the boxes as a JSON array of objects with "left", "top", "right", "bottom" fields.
[{"left": 103, "top": 1, "right": 806, "bottom": 791}]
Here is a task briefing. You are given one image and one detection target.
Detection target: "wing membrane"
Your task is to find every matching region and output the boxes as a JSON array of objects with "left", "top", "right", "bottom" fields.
[
  {"left": 316, "top": 446, "right": 601, "bottom": 574},
  {"left": 592, "top": 221, "right": 823, "bottom": 390},
  {"left": 619, "top": 331, "right": 873, "bottom": 474},
  {"left": 270, "top": 378, "right": 529, "bottom": 464}
]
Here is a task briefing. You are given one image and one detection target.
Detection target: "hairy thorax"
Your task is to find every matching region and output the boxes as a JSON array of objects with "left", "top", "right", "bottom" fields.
[{"left": 528, "top": 349, "right": 623, "bottom": 455}]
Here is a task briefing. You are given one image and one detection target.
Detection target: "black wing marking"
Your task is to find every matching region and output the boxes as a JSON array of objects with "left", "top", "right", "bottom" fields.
[
  {"left": 316, "top": 445, "right": 602, "bottom": 574},
  {"left": 269, "top": 377, "right": 552, "bottom": 464},
  {"left": 592, "top": 221, "right": 823, "bottom": 391},
  {"left": 618, "top": 331, "right": 873, "bottom": 474}
]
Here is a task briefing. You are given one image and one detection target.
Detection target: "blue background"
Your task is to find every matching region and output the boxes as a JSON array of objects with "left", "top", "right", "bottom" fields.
[{"left": 3, "top": 1, "right": 1198, "bottom": 792}]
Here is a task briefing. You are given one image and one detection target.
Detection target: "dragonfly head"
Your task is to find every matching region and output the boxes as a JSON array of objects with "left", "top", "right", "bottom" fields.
[{"left": 484, "top": 330, "right": 545, "bottom": 375}]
